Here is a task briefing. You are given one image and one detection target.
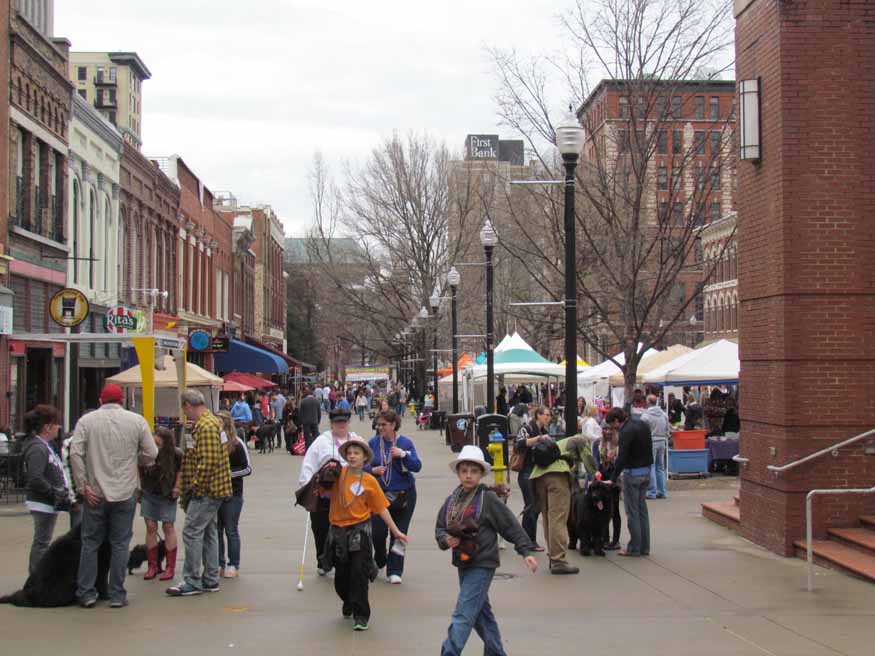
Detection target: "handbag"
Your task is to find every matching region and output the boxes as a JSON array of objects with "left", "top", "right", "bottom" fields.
[
  {"left": 385, "top": 489, "right": 409, "bottom": 511},
  {"left": 508, "top": 445, "right": 526, "bottom": 473},
  {"left": 292, "top": 432, "right": 306, "bottom": 456}
]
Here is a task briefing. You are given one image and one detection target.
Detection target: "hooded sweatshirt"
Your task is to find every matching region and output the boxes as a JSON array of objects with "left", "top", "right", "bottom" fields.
[{"left": 641, "top": 405, "right": 672, "bottom": 442}]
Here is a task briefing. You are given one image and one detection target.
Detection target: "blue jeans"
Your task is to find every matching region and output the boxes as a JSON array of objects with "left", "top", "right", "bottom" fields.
[
  {"left": 77, "top": 495, "right": 137, "bottom": 604},
  {"left": 517, "top": 469, "right": 540, "bottom": 545},
  {"left": 371, "top": 487, "right": 416, "bottom": 577},
  {"left": 622, "top": 473, "right": 651, "bottom": 555},
  {"left": 182, "top": 496, "right": 223, "bottom": 590},
  {"left": 648, "top": 440, "right": 668, "bottom": 498},
  {"left": 442, "top": 567, "right": 506, "bottom": 656},
  {"left": 217, "top": 495, "right": 244, "bottom": 569}
]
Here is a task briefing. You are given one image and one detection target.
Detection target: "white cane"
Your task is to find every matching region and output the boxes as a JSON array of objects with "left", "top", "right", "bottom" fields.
[{"left": 296, "top": 518, "right": 310, "bottom": 591}]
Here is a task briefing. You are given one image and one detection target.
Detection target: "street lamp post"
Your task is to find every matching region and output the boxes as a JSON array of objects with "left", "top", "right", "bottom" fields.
[
  {"left": 430, "top": 288, "right": 441, "bottom": 412},
  {"left": 556, "top": 108, "right": 587, "bottom": 435},
  {"left": 447, "top": 266, "right": 461, "bottom": 413},
  {"left": 418, "top": 306, "right": 429, "bottom": 401},
  {"left": 480, "top": 219, "right": 498, "bottom": 413}
]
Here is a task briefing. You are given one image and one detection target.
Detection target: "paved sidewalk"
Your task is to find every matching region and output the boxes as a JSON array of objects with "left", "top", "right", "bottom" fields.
[{"left": 1, "top": 417, "right": 873, "bottom": 655}]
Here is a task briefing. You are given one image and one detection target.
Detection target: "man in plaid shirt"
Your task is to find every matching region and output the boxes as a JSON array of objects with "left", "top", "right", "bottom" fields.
[{"left": 166, "top": 390, "right": 232, "bottom": 597}]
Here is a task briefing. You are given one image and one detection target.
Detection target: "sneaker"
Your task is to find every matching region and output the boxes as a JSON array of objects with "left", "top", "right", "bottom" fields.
[
  {"left": 550, "top": 563, "right": 580, "bottom": 575},
  {"left": 79, "top": 596, "right": 97, "bottom": 609},
  {"left": 353, "top": 619, "right": 369, "bottom": 631},
  {"left": 387, "top": 575, "right": 402, "bottom": 585},
  {"left": 224, "top": 566, "right": 238, "bottom": 579},
  {"left": 342, "top": 606, "right": 353, "bottom": 619},
  {"left": 109, "top": 599, "right": 128, "bottom": 608},
  {"left": 645, "top": 494, "right": 657, "bottom": 500},
  {"left": 165, "top": 582, "right": 203, "bottom": 596},
  {"left": 203, "top": 582, "right": 221, "bottom": 593},
  {"left": 317, "top": 568, "right": 327, "bottom": 577}
]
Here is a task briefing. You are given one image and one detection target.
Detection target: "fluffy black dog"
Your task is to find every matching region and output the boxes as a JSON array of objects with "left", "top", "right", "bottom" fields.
[
  {"left": 568, "top": 479, "right": 613, "bottom": 557},
  {"left": 256, "top": 422, "right": 278, "bottom": 454},
  {"left": 0, "top": 523, "right": 111, "bottom": 607},
  {"left": 127, "top": 539, "right": 167, "bottom": 574}
]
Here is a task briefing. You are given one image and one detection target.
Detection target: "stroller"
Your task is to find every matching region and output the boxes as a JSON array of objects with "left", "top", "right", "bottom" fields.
[{"left": 417, "top": 406, "right": 433, "bottom": 430}]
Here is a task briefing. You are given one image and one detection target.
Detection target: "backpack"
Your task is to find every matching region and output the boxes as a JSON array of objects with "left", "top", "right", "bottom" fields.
[{"left": 531, "top": 440, "right": 561, "bottom": 468}]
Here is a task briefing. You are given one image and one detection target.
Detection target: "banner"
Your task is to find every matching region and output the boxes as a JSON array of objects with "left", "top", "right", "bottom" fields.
[{"left": 345, "top": 366, "right": 390, "bottom": 382}]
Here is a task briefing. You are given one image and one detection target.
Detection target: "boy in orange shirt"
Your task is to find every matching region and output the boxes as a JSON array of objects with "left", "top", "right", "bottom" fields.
[{"left": 326, "top": 437, "right": 408, "bottom": 631}]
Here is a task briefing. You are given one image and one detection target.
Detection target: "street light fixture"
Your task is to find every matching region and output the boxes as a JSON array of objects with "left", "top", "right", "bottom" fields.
[
  {"left": 447, "top": 266, "right": 461, "bottom": 413},
  {"left": 480, "top": 217, "right": 498, "bottom": 412},
  {"left": 555, "top": 106, "right": 586, "bottom": 434},
  {"left": 429, "top": 288, "right": 441, "bottom": 412}
]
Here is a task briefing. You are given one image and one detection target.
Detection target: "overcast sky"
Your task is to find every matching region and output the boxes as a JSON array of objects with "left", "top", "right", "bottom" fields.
[{"left": 54, "top": 0, "right": 564, "bottom": 236}]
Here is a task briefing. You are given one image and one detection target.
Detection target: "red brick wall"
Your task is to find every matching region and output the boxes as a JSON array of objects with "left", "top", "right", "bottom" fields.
[
  {"left": 736, "top": 0, "right": 875, "bottom": 555},
  {"left": 0, "top": 0, "right": 11, "bottom": 428}
]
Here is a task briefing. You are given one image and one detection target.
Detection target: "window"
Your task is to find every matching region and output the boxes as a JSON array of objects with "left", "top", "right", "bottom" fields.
[
  {"left": 72, "top": 181, "right": 80, "bottom": 284},
  {"left": 108, "top": 89, "right": 116, "bottom": 104},
  {"left": 693, "top": 208, "right": 705, "bottom": 228},
  {"left": 77, "top": 89, "right": 87, "bottom": 100},
  {"left": 656, "top": 96, "right": 666, "bottom": 118},
  {"left": 695, "top": 96, "right": 705, "bottom": 120},
  {"left": 656, "top": 130, "right": 667, "bottom": 154},
  {"left": 673, "top": 202, "right": 683, "bottom": 225},
  {"left": 635, "top": 97, "right": 646, "bottom": 119},
  {"left": 710, "top": 131, "right": 721, "bottom": 156},
  {"left": 658, "top": 201, "right": 669, "bottom": 223},
  {"left": 96, "top": 89, "right": 103, "bottom": 105},
  {"left": 672, "top": 129, "right": 683, "bottom": 154},
  {"left": 89, "top": 190, "right": 96, "bottom": 288},
  {"left": 710, "top": 96, "right": 720, "bottom": 121},
  {"left": 694, "top": 281, "right": 704, "bottom": 321},
  {"left": 618, "top": 129, "right": 628, "bottom": 153},
  {"left": 109, "top": 66, "right": 117, "bottom": 82},
  {"left": 657, "top": 164, "right": 668, "bottom": 190},
  {"left": 694, "top": 131, "right": 706, "bottom": 155},
  {"left": 696, "top": 162, "right": 706, "bottom": 192},
  {"left": 619, "top": 96, "right": 629, "bottom": 118},
  {"left": 108, "top": 111, "right": 116, "bottom": 125},
  {"left": 77, "top": 66, "right": 87, "bottom": 81},
  {"left": 711, "top": 201, "right": 721, "bottom": 223},
  {"left": 671, "top": 96, "right": 682, "bottom": 119},
  {"left": 711, "top": 166, "right": 721, "bottom": 190}
]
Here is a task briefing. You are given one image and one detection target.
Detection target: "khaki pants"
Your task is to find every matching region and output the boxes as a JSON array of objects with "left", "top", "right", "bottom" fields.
[{"left": 534, "top": 472, "right": 571, "bottom": 567}]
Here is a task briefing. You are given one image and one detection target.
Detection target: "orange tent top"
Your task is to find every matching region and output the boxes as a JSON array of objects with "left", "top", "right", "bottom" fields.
[{"left": 437, "top": 353, "right": 474, "bottom": 377}]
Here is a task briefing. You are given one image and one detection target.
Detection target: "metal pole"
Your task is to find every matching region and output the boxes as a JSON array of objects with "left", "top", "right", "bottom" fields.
[
  {"left": 451, "top": 285, "right": 459, "bottom": 414},
  {"left": 806, "top": 491, "right": 814, "bottom": 593},
  {"left": 563, "top": 153, "right": 579, "bottom": 436},
  {"left": 431, "top": 307, "right": 439, "bottom": 411},
  {"left": 485, "top": 244, "right": 495, "bottom": 412}
]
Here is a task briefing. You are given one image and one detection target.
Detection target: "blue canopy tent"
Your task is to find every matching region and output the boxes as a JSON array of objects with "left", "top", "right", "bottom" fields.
[{"left": 213, "top": 339, "right": 289, "bottom": 375}]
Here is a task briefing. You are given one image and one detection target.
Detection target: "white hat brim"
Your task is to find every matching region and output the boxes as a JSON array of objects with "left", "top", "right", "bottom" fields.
[{"left": 449, "top": 457, "right": 491, "bottom": 475}]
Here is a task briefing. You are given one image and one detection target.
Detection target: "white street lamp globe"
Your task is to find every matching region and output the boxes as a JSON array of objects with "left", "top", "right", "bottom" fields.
[
  {"left": 419, "top": 306, "right": 429, "bottom": 320},
  {"left": 447, "top": 266, "right": 461, "bottom": 288},
  {"left": 480, "top": 218, "right": 498, "bottom": 247},
  {"left": 430, "top": 288, "right": 441, "bottom": 309},
  {"left": 556, "top": 107, "right": 586, "bottom": 156}
]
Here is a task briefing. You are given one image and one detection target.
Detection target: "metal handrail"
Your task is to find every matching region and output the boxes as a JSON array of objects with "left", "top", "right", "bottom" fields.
[
  {"left": 767, "top": 427, "right": 875, "bottom": 474},
  {"left": 806, "top": 487, "right": 875, "bottom": 592}
]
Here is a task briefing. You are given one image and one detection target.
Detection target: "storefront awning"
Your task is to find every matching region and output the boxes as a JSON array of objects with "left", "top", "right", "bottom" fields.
[{"left": 213, "top": 339, "right": 289, "bottom": 375}]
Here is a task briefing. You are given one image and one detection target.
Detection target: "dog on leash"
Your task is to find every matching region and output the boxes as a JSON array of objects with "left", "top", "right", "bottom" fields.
[
  {"left": 127, "top": 539, "right": 167, "bottom": 574},
  {"left": 256, "top": 422, "right": 278, "bottom": 454},
  {"left": 0, "top": 524, "right": 111, "bottom": 607},
  {"left": 568, "top": 478, "right": 613, "bottom": 557}
]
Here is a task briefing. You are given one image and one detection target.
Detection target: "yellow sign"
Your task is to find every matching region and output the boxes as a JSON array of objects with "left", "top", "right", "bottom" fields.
[{"left": 49, "top": 288, "right": 89, "bottom": 328}]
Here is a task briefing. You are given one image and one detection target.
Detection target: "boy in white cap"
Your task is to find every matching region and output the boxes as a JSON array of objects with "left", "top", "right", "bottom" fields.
[
  {"left": 436, "top": 445, "right": 538, "bottom": 656},
  {"left": 325, "top": 437, "right": 408, "bottom": 632}
]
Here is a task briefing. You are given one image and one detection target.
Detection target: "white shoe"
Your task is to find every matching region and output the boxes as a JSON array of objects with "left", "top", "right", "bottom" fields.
[
  {"left": 224, "top": 566, "right": 238, "bottom": 579},
  {"left": 388, "top": 575, "right": 402, "bottom": 585},
  {"left": 317, "top": 568, "right": 327, "bottom": 577}
]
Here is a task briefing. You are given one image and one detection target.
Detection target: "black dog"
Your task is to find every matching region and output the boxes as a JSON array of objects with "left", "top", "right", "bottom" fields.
[
  {"left": 256, "top": 422, "right": 278, "bottom": 454},
  {"left": 0, "top": 524, "right": 111, "bottom": 607},
  {"left": 127, "top": 539, "right": 167, "bottom": 574},
  {"left": 568, "top": 479, "right": 613, "bottom": 557}
]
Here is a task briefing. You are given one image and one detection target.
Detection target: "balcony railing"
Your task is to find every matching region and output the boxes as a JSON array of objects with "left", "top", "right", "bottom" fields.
[{"left": 94, "top": 73, "right": 117, "bottom": 86}]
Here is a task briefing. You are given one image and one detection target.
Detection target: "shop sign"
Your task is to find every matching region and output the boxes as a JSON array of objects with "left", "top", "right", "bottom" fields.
[
  {"left": 188, "top": 329, "right": 211, "bottom": 351},
  {"left": 0, "top": 306, "right": 12, "bottom": 335},
  {"left": 105, "top": 305, "right": 142, "bottom": 334},
  {"left": 210, "top": 336, "right": 230, "bottom": 352},
  {"left": 49, "top": 288, "right": 89, "bottom": 328},
  {"left": 345, "top": 366, "right": 390, "bottom": 382}
]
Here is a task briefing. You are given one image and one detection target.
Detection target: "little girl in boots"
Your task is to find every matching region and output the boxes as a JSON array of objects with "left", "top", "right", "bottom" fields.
[
  {"left": 324, "top": 437, "right": 408, "bottom": 631},
  {"left": 436, "top": 445, "right": 538, "bottom": 655}
]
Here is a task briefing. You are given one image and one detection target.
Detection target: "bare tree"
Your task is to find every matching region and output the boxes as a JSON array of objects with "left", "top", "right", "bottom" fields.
[{"left": 489, "top": 0, "right": 737, "bottom": 399}]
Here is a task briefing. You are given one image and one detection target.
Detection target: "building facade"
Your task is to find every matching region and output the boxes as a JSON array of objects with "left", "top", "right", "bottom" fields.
[
  {"left": 250, "top": 204, "right": 285, "bottom": 350},
  {"left": 6, "top": 4, "right": 72, "bottom": 429},
  {"left": 701, "top": 212, "right": 737, "bottom": 341},
  {"left": 67, "top": 92, "right": 123, "bottom": 413},
  {"left": 69, "top": 51, "right": 150, "bottom": 150}
]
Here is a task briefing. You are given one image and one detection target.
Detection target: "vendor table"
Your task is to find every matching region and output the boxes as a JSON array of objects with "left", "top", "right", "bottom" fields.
[{"left": 707, "top": 436, "right": 740, "bottom": 474}]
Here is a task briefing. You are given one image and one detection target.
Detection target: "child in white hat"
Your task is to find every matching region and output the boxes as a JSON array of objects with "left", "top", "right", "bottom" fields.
[{"left": 436, "top": 445, "right": 538, "bottom": 655}]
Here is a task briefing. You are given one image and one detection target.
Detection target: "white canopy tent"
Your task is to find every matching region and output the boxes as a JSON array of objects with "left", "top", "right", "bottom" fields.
[
  {"left": 108, "top": 355, "right": 223, "bottom": 415},
  {"left": 643, "top": 339, "right": 739, "bottom": 386},
  {"left": 577, "top": 344, "right": 659, "bottom": 406}
]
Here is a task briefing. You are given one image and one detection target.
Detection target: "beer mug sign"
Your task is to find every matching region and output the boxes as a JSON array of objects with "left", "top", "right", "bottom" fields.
[{"left": 49, "top": 288, "right": 90, "bottom": 328}]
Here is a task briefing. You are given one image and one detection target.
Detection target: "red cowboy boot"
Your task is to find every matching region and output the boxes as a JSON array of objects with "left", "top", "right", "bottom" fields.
[
  {"left": 159, "top": 548, "right": 177, "bottom": 581},
  {"left": 144, "top": 546, "right": 160, "bottom": 580}
]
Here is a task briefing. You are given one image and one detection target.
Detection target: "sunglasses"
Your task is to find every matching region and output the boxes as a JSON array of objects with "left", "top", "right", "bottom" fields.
[{"left": 376, "top": 422, "right": 391, "bottom": 427}]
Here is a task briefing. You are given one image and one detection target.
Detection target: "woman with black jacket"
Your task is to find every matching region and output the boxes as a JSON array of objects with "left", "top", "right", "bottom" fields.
[
  {"left": 513, "top": 406, "right": 552, "bottom": 551},
  {"left": 21, "top": 405, "right": 70, "bottom": 574},
  {"left": 216, "top": 412, "right": 252, "bottom": 578}
]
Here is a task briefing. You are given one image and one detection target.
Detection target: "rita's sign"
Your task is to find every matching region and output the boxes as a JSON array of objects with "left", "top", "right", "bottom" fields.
[{"left": 105, "top": 305, "right": 144, "bottom": 334}]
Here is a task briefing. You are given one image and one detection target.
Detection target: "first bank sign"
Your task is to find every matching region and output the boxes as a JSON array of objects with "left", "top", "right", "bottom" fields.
[{"left": 465, "top": 134, "right": 499, "bottom": 160}]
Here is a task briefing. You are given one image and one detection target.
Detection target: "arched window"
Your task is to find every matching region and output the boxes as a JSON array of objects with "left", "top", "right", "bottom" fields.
[
  {"left": 72, "top": 180, "right": 80, "bottom": 284},
  {"left": 88, "top": 189, "right": 96, "bottom": 288},
  {"left": 104, "top": 197, "right": 112, "bottom": 291},
  {"left": 119, "top": 207, "right": 128, "bottom": 302}
]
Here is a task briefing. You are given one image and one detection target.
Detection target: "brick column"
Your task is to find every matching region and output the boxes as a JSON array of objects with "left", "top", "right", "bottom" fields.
[{"left": 736, "top": 0, "right": 875, "bottom": 556}]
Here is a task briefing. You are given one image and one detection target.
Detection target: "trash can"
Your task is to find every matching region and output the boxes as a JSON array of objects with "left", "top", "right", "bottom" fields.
[
  {"left": 430, "top": 410, "right": 446, "bottom": 433},
  {"left": 476, "top": 414, "right": 510, "bottom": 466},
  {"left": 446, "top": 414, "right": 475, "bottom": 453}
]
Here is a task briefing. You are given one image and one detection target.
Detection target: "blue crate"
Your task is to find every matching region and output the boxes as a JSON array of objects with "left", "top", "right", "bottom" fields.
[{"left": 669, "top": 448, "right": 709, "bottom": 474}]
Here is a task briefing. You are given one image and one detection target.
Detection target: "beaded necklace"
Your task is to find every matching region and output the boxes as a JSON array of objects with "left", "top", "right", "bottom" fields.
[
  {"left": 379, "top": 434, "right": 397, "bottom": 487},
  {"left": 338, "top": 466, "right": 366, "bottom": 510}
]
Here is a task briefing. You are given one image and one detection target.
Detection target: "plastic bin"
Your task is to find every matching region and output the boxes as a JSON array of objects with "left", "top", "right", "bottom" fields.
[
  {"left": 672, "top": 429, "right": 707, "bottom": 450},
  {"left": 668, "top": 448, "right": 709, "bottom": 475}
]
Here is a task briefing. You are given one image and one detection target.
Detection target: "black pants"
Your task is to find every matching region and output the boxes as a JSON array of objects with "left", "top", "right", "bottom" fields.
[
  {"left": 517, "top": 469, "right": 540, "bottom": 545},
  {"left": 372, "top": 488, "right": 417, "bottom": 576},
  {"left": 310, "top": 504, "right": 331, "bottom": 571},
  {"left": 284, "top": 427, "right": 295, "bottom": 453},
  {"left": 334, "top": 548, "right": 371, "bottom": 622},
  {"left": 303, "top": 423, "right": 320, "bottom": 449},
  {"left": 602, "top": 487, "right": 622, "bottom": 545}
]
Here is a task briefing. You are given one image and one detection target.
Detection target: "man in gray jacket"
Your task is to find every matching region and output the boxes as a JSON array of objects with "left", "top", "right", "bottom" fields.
[
  {"left": 298, "top": 386, "right": 322, "bottom": 449},
  {"left": 641, "top": 394, "right": 671, "bottom": 500}
]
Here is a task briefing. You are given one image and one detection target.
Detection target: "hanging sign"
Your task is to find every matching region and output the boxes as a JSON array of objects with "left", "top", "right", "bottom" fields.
[
  {"left": 188, "top": 329, "right": 211, "bottom": 351},
  {"left": 105, "top": 305, "right": 139, "bottom": 334},
  {"left": 49, "top": 288, "right": 89, "bottom": 328}
]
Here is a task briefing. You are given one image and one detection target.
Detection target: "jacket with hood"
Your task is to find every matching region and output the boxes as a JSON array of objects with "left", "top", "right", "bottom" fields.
[{"left": 641, "top": 405, "right": 672, "bottom": 442}]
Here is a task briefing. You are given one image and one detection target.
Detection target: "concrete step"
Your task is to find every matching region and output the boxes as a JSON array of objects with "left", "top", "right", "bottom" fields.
[
  {"left": 733, "top": 494, "right": 740, "bottom": 506},
  {"left": 827, "top": 527, "right": 875, "bottom": 555},
  {"left": 702, "top": 500, "right": 740, "bottom": 531},
  {"left": 860, "top": 515, "right": 875, "bottom": 529},
  {"left": 793, "top": 538, "right": 875, "bottom": 582}
]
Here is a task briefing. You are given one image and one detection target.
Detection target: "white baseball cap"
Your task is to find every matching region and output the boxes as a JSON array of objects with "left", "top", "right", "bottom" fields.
[{"left": 449, "top": 445, "right": 491, "bottom": 475}]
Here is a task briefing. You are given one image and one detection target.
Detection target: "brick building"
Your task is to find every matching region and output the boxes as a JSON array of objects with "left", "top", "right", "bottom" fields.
[
  {"left": 729, "top": 0, "right": 875, "bottom": 556},
  {"left": 5, "top": 3, "right": 72, "bottom": 429},
  {"left": 250, "top": 204, "right": 285, "bottom": 350},
  {"left": 701, "top": 212, "right": 738, "bottom": 340},
  {"left": 577, "top": 79, "right": 737, "bottom": 358},
  {"left": 0, "top": 1, "right": 12, "bottom": 428}
]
